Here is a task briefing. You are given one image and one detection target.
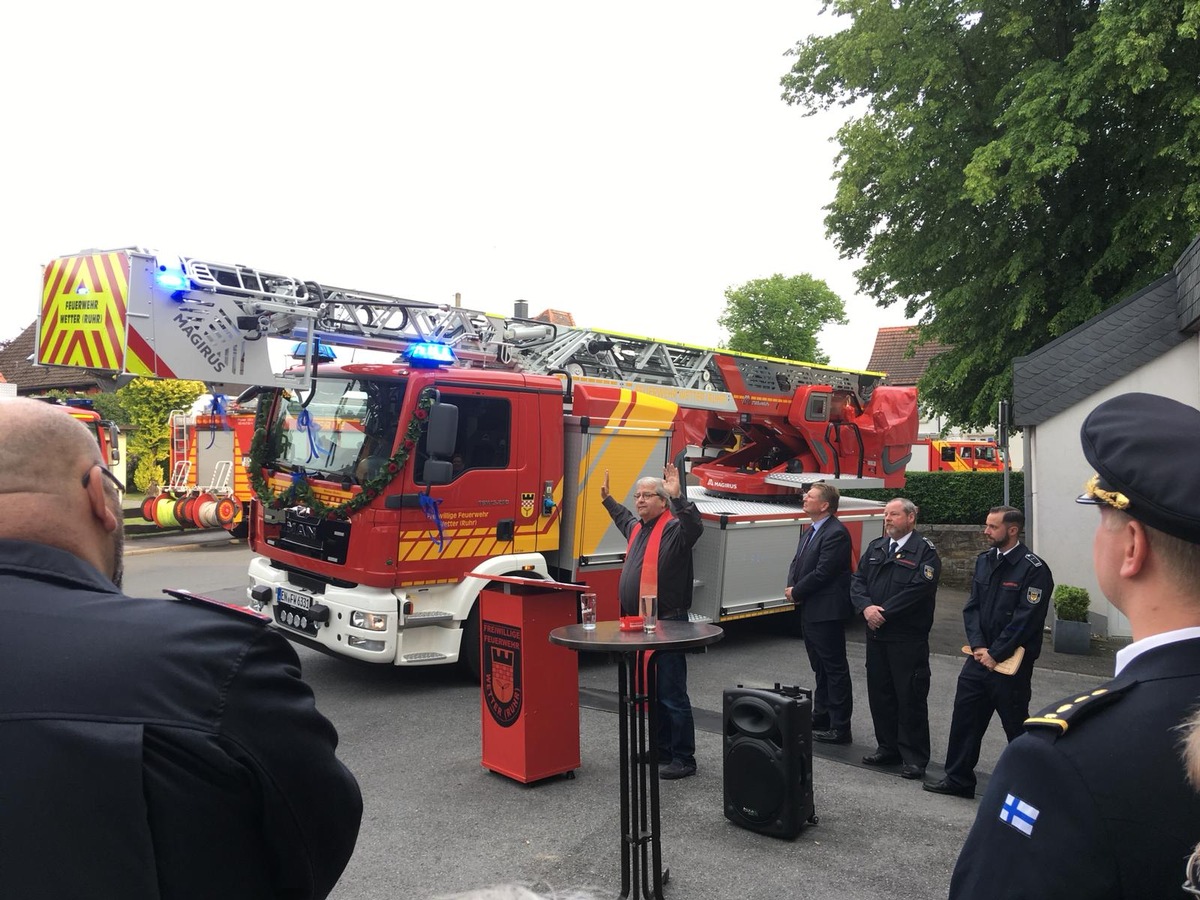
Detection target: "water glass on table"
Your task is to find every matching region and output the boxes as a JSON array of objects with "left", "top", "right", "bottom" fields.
[
  {"left": 580, "top": 592, "right": 597, "bottom": 630},
  {"left": 640, "top": 595, "right": 657, "bottom": 633}
]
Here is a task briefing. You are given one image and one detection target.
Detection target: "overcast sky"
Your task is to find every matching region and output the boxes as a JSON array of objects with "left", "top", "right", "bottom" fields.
[{"left": 1, "top": 1, "right": 914, "bottom": 372}]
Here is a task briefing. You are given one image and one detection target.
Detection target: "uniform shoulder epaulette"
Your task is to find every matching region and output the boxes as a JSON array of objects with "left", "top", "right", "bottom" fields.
[
  {"left": 1023, "top": 678, "right": 1134, "bottom": 735},
  {"left": 923, "top": 537, "right": 936, "bottom": 550},
  {"left": 163, "top": 588, "right": 271, "bottom": 624},
  {"left": 1025, "top": 552, "right": 1043, "bottom": 567}
]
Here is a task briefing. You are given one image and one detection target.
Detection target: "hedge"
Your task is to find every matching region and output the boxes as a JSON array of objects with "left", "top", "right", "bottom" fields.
[{"left": 842, "top": 471, "right": 1025, "bottom": 525}]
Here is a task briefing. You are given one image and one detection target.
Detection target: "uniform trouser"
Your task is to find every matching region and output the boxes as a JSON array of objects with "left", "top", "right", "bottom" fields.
[
  {"left": 865, "top": 637, "right": 931, "bottom": 767},
  {"left": 942, "top": 656, "right": 1034, "bottom": 789},
  {"left": 654, "top": 649, "right": 695, "bottom": 767},
  {"left": 802, "top": 619, "right": 853, "bottom": 733}
]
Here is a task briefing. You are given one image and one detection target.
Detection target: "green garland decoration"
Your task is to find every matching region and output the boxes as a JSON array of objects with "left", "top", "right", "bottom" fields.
[{"left": 248, "top": 389, "right": 436, "bottom": 520}]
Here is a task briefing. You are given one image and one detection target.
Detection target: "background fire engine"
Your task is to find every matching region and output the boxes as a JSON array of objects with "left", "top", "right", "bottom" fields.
[{"left": 36, "top": 248, "right": 919, "bottom": 674}]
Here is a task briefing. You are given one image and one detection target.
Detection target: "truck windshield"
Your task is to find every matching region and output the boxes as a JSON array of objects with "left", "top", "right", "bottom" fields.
[
  {"left": 976, "top": 446, "right": 996, "bottom": 461},
  {"left": 264, "top": 377, "right": 407, "bottom": 483}
]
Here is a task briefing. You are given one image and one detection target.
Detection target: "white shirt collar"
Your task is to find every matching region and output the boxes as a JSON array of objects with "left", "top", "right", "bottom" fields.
[
  {"left": 1114, "top": 626, "right": 1200, "bottom": 676},
  {"left": 890, "top": 532, "right": 912, "bottom": 551}
]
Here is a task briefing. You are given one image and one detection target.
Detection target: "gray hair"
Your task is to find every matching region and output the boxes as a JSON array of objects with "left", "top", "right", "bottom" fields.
[
  {"left": 889, "top": 497, "right": 918, "bottom": 519},
  {"left": 635, "top": 477, "right": 670, "bottom": 502}
]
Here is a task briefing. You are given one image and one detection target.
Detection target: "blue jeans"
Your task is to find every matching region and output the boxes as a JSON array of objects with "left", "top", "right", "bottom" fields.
[{"left": 654, "top": 619, "right": 695, "bottom": 767}]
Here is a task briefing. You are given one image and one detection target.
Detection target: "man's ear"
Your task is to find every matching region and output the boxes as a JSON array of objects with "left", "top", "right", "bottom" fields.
[
  {"left": 84, "top": 466, "right": 120, "bottom": 534},
  {"left": 1120, "top": 518, "right": 1150, "bottom": 579}
]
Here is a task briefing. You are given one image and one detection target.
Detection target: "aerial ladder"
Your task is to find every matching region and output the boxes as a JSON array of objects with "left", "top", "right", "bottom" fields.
[{"left": 38, "top": 248, "right": 917, "bottom": 497}]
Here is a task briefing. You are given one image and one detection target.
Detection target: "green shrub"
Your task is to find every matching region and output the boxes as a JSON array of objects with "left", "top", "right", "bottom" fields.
[
  {"left": 132, "top": 455, "right": 165, "bottom": 493},
  {"left": 843, "top": 471, "right": 1024, "bottom": 525},
  {"left": 1053, "top": 585, "right": 1091, "bottom": 622}
]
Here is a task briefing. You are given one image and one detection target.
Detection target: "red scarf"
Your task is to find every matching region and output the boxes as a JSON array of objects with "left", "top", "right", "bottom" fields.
[{"left": 627, "top": 509, "right": 674, "bottom": 601}]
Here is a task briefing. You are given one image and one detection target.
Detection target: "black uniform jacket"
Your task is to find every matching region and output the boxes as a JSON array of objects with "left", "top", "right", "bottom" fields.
[
  {"left": 964, "top": 542, "right": 1054, "bottom": 664},
  {"left": 850, "top": 531, "right": 941, "bottom": 641},
  {"left": 604, "top": 495, "right": 703, "bottom": 617},
  {"left": 786, "top": 515, "right": 854, "bottom": 624},
  {"left": 0, "top": 540, "right": 363, "bottom": 900},
  {"left": 950, "top": 636, "right": 1200, "bottom": 898}
]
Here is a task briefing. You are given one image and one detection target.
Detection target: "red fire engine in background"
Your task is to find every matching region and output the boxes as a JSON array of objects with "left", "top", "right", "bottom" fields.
[
  {"left": 36, "top": 248, "right": 918, "bottom": 673},
  {"left": 906, "top": 437, "right": 1003, "bottom": 473}
]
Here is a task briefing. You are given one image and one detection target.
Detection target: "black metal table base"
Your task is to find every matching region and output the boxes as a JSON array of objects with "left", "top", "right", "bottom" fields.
[{"left": 619, "top": 650, "right": 666, "bottom": 899}]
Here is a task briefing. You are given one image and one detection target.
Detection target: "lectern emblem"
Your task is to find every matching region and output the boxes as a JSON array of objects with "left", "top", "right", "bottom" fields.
[{"left": 482, "top": 620, "right": 523, "bottom": 727}]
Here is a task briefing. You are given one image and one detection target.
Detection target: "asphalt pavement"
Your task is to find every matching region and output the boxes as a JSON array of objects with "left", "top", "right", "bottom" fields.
[{"left": 124, "top": 520, "right": 1121, "bottom": 899}]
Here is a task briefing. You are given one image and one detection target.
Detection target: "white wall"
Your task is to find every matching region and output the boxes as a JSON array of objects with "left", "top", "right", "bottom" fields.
[{"left": 1027, "top": 338, "right": 1200, "bottom": 637}]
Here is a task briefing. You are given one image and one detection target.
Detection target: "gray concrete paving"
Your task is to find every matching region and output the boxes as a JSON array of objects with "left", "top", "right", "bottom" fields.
[{"left": 308, "top": 597, "right": 1113, "bottom": 900}]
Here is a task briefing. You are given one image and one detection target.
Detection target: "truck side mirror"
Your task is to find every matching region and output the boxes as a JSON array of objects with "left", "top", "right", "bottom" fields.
[
  {"left": 423, "top": 459, "right": 454, "bottom": 485},
  {"left": 426, "top": 402, "right": 458, "bottom": 458}
]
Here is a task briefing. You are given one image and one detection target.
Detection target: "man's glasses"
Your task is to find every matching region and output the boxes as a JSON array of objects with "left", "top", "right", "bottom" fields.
[
  {"left": 633, "top": 492, "right": 662, "bottom": 500},
  {"left": 1184, "top": 844, "right": 1200, "bottom": 896},
  {"left": 82, "top": 465, "right": 126, "bottom": 495}
]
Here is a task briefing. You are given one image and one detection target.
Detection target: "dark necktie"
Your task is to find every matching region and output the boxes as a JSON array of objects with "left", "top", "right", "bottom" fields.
[
  {"left": 889, "top": 540, "right": 899, "bottom": 557},
  {"left": 800, "top": 527, "right": 817, "bottom": 557}
]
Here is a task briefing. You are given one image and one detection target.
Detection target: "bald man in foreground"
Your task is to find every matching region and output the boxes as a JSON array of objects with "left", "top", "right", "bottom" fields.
[{"left": 0, "top": 398, "right": 362, "bottom": 899}]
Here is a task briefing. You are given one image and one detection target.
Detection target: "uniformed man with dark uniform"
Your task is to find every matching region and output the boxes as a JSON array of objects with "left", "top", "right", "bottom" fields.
[
  {"left": 949, "top": 392, "right": 1200, "bottom": 898},
  {"left": 851, "top": 497, "right": 940, "bottom": 779},
  {"left": 924, "top": 505, "right": 1054, "bottom": 798},
  {"left": 0, "top": 398, "right": 362, "bottom": 899}
]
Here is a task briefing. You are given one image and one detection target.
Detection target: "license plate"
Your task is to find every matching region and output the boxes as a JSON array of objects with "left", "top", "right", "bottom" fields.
[{"left": 277, "top": 587, "right": 312, "bottom": 611}]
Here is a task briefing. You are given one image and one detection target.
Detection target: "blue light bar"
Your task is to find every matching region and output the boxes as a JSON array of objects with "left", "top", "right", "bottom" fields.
[
  {"left": 406, "top": 342, "right": 455, "bottom": 367},
  {"left": 155, "top": 259, "right": 189, "bottom": 294}
]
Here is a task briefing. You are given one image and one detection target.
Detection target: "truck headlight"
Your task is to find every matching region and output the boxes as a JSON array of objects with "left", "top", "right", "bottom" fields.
[{"left": 351, "top": 611, "right": 389, "bottom": 631}]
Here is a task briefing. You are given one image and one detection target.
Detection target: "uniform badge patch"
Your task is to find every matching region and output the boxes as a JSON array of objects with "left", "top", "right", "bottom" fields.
[
  {"left": 923, "top": 564, "right": 935, "bottom": 581},
  {"left": 521, "top": 492, "right": 536, "bottom": 518},
  {"left": 1028, "top": 588, "right": 1042, "bottom": 605},
  {"left": 999, "top": 793, "right": 1039, "bottom": 837}
]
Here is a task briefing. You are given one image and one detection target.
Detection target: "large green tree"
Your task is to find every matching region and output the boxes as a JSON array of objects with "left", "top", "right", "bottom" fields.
[
  {"left": 718, "top": 273, "right": 847, "bottom": 362},
  {"left": 782, "top": 0, "right": 1200, "bottom": 426}
]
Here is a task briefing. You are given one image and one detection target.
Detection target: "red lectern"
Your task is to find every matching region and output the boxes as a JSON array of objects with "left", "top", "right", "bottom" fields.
[{"left": 474, "top": 574, "right": 582, "bottom": 783}]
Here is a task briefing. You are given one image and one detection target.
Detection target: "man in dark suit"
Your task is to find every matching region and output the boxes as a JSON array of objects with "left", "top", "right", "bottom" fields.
[
  {"left": 949, "top": 392, "right": 1200, "bottom": 898},
  {"left": 785, "top": 482, "right": 855, "bottom": 744}
]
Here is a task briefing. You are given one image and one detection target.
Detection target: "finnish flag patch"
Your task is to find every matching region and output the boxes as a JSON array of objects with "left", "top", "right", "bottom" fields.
[{"left": 999, "top": 793, "right": 1039, "bottom": 837}]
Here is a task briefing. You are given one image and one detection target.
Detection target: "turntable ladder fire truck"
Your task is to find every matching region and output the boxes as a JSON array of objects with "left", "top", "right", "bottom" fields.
[{"left": 36, "top": 248, "right": 918, "bottom": 670}]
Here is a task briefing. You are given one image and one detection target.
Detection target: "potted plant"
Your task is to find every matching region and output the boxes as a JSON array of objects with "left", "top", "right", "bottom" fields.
[{"left": 1052, "top": 585, "right": 1092, "bottom": 654}]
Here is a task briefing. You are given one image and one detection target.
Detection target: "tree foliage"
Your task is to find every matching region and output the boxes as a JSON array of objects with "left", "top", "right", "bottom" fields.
[
  {"left": 782, "top": 0, "right": 1200, "bottom": 426},
  {"left": 117, "top": 378, "right": 207, "bottom": 464},
  {"left": 718, "top": 273, "right": 848, "bottom": 363}
]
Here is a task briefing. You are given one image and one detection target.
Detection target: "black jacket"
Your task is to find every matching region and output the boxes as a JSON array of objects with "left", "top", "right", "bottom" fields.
[
  {"left": 963, "top": 543, "right": 1054, "bottom": 664},
  {"left": 0, "top": 540, "right": 362, "bottom": 899},
  {"left": 604, "top": 495, "right": 703, "bottom": 617},
  {"left": 850, "top": 530, "right": 941, "bottom": 641},
  {"left": 786, "top": 515, "right": 854, "bottom": 623},
  {"left": 951, "top": 637, "right": 1200, "bottom": 898}
]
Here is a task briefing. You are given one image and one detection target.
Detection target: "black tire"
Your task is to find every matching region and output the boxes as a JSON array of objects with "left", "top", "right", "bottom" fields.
[{"left": 461, "top": 600, "right": 481, "bottom": 682}]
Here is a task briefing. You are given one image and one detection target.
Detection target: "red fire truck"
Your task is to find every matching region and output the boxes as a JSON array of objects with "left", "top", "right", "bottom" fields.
[
  {"left": 36, "top": 248, "right": 918, "bottom": 672},
  {"left": 139, "top": 396, "right": 259, "bottom": 535},
  {"left": 906, "top": 438, "right": 1002, "bottom": 473}
]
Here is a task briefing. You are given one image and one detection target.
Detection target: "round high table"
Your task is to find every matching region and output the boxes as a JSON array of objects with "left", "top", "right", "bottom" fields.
[{"left": 549, "top": 620, "right": 724, "bottom": 900}]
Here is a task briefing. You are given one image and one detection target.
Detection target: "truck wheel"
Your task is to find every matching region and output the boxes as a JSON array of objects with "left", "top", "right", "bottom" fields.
[{"left": 461, "top": 601, "right": 481, "bottom": 683}]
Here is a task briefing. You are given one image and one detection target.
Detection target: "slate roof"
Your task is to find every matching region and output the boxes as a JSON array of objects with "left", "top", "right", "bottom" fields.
[
  {"left": 1012, "top": 235, "right": 1200, "bottom": 427},
  {"left": 865, "top": 326, "right": 949, "bottom": 385},
  {"left": 0, "top": 321, "right": 110, "bottom": 394}
]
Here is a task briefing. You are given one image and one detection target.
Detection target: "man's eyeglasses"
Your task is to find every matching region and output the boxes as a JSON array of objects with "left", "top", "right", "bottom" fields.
[
  {"left": 1183, "top": 844, "right": 1200, "bottom": 896},
  {"left": 633, "top": 492, "right": 662, "bottom": 500},
  {"left": 82, "top": 465, "right": 126, "bottom": 495}
]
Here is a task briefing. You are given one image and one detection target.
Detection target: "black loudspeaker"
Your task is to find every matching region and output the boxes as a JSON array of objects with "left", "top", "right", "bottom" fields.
[{"left": 723, "top": 683, "right": 816, "bottom": 839}]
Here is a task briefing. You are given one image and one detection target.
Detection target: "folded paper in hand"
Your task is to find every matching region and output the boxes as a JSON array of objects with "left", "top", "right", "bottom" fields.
[{"left": 961, "top": 644, "right": 1024, "bottom": 676}]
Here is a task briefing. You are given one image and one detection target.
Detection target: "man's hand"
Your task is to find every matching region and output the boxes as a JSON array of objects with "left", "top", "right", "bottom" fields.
[
  {"left": 663, "top": 463, "right": 681, "bottom": 499},
  {"left": 600, "top": 469, "right": 610, "bottom": 500},
  {"left": 973, "top": 648, "right": 998, "bottom": 670},
  {"left": 785, "top": 586, "right": 793, "bottom": 602},
  {"left": 864, "top": 605, "right": 887, "bottom": 630}
]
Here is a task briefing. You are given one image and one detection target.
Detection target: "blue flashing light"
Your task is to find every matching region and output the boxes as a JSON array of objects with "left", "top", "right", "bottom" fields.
[
  {"left": 289, "top": 340, "right": 337, "bottom": 362},
  {"left": 406, "top": 342, "right": 456, "bottom": 367},
  {"left": 155, "top": 260, "right": 189, "bottom": 295}
]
